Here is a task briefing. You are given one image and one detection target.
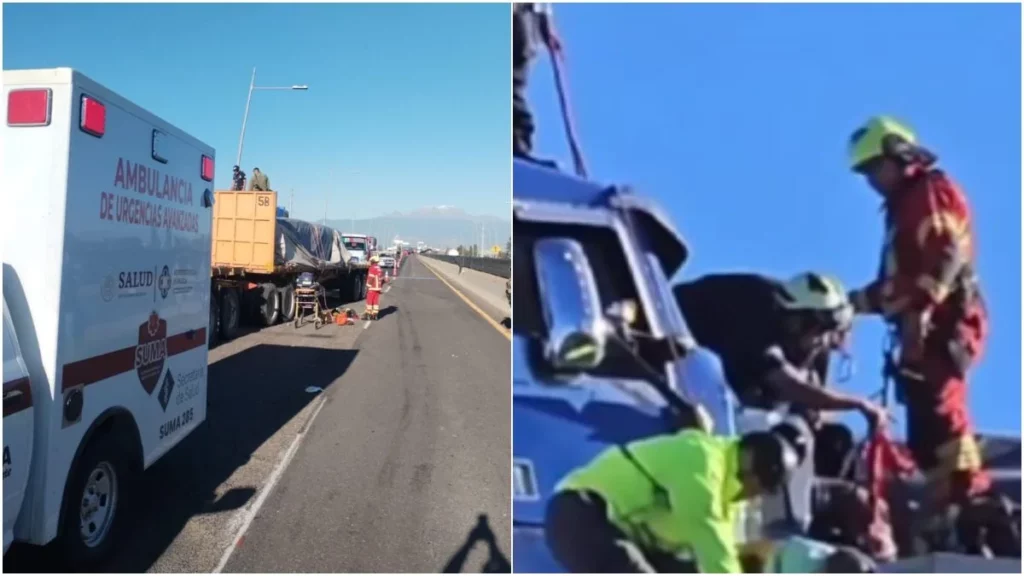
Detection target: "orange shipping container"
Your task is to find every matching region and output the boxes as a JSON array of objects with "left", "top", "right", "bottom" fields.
[{"left": 211, "top": 190, "right": 278, "bottom": 273}]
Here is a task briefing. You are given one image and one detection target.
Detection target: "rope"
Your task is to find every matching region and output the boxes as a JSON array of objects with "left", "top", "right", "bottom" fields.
[{"left": 536, "top": 5, "right": 588, "bottom": 179}]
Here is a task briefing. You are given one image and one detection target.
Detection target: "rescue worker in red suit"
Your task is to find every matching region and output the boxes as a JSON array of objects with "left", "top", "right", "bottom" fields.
[
  {"left": 365, "top": 255, "right": 383, "bottom": 320},
  {"left": 845, "top": 117, "right": 990, "bottom": 525}
]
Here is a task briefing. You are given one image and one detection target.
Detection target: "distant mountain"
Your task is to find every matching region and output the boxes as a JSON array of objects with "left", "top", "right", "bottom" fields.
[{"left": 322, "top": 206, "right": 510, "bottom": 250}]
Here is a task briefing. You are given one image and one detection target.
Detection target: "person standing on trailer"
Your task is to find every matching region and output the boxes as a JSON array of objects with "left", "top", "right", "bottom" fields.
[
  {"left": 365, "top": 255, "right": 383, "bottom": 320},
  {"left": 250, "top": 166, "right": 270, "bottom": 191},
  {"left": 846, "top": 116, "right": 991, "bottom": 525},
  {"left": 231, "top": 165, "right": 246, "bottom": 191}
]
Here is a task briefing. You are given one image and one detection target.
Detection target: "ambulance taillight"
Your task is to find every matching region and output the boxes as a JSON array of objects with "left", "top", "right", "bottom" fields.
[
  {"left": 201, "top": 155, "right": 214, "bottom": 182},
  {"left": 7, "top": 88, "right": 52, "bottom": 127}
]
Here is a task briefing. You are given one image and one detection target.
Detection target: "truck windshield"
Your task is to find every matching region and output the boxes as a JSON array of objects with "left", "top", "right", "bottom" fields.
[
  {"left": 343, "top": 238, "right": 366, "bottom": 251},
  {"left": 514, "top": 218, "right": 653, "bottom": 381}
]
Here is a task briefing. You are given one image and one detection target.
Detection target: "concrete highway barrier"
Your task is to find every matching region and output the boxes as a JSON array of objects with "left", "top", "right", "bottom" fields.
[
  {"left": 425, "top": 254, "right": 510, "bottom": 279},
  {"left": 419, "top": 255, "right": 509, "bottom": 318}
]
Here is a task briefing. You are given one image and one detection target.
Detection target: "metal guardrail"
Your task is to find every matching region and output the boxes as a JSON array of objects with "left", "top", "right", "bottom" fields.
[{"left": 422, "top": 254, "right": 510, "bottom": 279}]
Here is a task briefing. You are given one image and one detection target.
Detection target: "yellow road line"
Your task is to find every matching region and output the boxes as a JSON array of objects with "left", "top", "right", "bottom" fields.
[{"left": 419, "top": 258, "right": 511, "bottom": 341}]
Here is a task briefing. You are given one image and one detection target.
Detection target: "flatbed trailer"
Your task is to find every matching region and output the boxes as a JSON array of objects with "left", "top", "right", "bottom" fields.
[{"left": 209, "top": 190, "right": 369, "bottom": 342}]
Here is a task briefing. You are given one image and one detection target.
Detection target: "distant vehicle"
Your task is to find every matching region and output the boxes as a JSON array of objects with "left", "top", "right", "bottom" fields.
[
  {"left": 3, "top": 68, "right": 213, "bottom": 567},
  {"left": 210, "top": 193, "right": 370, "bottom": 338},
  {"left": 380, "top": 255, "right": 396, "bottom": 269},
  {"left": 447, "top": 249, "right": 459, "bottom": 256},
  {"left": 341, "top": 233, "right": 369, "bottom": 263}
]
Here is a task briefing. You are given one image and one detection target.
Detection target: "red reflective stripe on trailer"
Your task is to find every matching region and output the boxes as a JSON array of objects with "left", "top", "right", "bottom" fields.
[
  {"left": 7, "top": 89, "right": 52, "bottom": 126},
  {"left": 3, "top": 377, "right": 33, "bottom": 417},
  {"left": 60, "top": 327, "right": 207, "bottom": 392}
]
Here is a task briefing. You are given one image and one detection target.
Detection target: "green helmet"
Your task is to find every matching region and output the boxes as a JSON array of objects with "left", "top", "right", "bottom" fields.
[
  {"left": 847, "top": 116, "right": 918, "bottom": 171},
  {"left": 775, "top": 272, "right": 853, "bottom": 330}
]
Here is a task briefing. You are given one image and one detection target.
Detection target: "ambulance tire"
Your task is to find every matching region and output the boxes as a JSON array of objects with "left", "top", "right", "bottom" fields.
[
  {"left": 258, "top": 283, "right": 280, "bottom": 327},
  {"left": 279, "top": 284, "right": 296, "bottom": 322},
  {"left": 219, "top": 289, "right": 241, "bottom": 341},
  {"left": 59, "top": 430, "right": 139, "bottom": 569}
]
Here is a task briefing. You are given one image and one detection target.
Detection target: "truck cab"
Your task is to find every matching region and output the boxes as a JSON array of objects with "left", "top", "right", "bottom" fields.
[
  {"left": 342, "top": 233, "right": 369, "bottom": 263},
  {"left": 511, "top": 159, "right": 737, "bottom": 570}
]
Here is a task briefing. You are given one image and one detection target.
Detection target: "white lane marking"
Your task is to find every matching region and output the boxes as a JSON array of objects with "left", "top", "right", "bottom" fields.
[
  {"left": 363, "top": 320, "right": 372, "bottom": 330},
  {"left": 384, "top": 285, "right": 391, "bottom": 293},
  {"left": 213, "top": 394, "right": 329, "bottom": 573}
]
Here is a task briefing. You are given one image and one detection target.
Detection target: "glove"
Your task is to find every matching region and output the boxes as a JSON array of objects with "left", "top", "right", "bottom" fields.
[{"left": 849, "top": 288, "right": 872, "bottom": 315}]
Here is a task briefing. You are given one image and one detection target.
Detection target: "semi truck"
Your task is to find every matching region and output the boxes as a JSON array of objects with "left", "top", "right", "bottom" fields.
[
  {"left": 3, "top": 68, "right": 213, "bottom": 568},
  {"left": 510, "top": 159, "right": 1020, "bottom": 573},
  {"left": 209, "top": 190, "right": 370, "bottom": 342}
]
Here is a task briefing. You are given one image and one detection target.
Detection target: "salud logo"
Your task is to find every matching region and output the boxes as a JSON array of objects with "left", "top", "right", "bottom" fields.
[
  {"left": 101, "top": 274, "right": 116, "bottom": 302},
  {"left": 135, "top": 311, "right": 167, "bottom": 395},
  {"left": 158, "top": 265, "right": 172, "bottom": 299}
]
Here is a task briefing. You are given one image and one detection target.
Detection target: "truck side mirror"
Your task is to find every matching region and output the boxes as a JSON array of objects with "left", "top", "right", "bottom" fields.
[{"left": 533, "top": 238, "right": 609, "bottom": 370}]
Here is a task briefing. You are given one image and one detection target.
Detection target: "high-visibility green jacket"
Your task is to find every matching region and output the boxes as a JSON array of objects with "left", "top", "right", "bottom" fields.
[{"left": 557, "top": 430, "right": 744, "bottom": 573}]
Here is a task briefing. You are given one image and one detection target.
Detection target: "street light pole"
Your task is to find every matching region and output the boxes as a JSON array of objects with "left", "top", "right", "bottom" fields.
[
  {"left": 235, "top": 67, "right": 257, "bottom": 168},
  {"left": 235, "top": 67, "right": 309, "bottom": 168}
]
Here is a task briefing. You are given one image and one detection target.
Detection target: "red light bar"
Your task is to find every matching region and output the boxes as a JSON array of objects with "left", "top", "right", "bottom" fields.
[
  {"left": 80, "top": 95, "right": 106, "bottom": 137},
  {"left": 201, "top": 155, "right": 214, "bottom": 182},
  {"left": 7, "top": 88, "right": 52, "bottom": 126}
]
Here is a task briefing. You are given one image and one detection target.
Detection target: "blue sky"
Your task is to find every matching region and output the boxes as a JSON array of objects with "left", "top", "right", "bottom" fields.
[
  {"left": 3, "top": 3, "right": 509, "bottom": 221},
  {"left": 527, "top": 3, "right": 1021, "bottom": 435}
]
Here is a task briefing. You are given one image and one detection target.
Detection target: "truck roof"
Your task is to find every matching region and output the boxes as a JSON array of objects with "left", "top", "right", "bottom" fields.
[
  {"left": 3, "top": 68, "right": 212, "bottom": 156},
  {"left": 514, "top": 158, "right": 609, "bottom": 206},
  {"left": 513, "top": 158, "right": 691, "bottom": 278}
]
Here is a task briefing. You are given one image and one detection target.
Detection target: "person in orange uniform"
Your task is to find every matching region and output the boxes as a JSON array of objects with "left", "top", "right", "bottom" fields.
[
  {"left": 365, "top": 255, "right": 384, "bottom": 320},
  {"left": 845, "top": 116, "right": 990, "bottom": 519}
]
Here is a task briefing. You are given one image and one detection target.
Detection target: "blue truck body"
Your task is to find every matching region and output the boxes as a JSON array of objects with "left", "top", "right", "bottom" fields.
[{"left": 511, "top": 158, "right": 738, "bottom": 571}]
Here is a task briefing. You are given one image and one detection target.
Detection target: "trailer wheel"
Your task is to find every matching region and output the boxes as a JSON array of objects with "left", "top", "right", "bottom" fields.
[
  {"left": 279, "top": 284, "right": 296, "bottom": 322},
  {"left": 358, "top": 275, "right": 367, "bottom": 300},
  {"left": 258, "top": 283, "right": 280, "bottom": 326},
  {"left": 208, "top": 288, "right": 220, "bottom": 346},
  {"left": 219, "top": 289, "right": 241, "bottom": 341},
  {"left": 59, "top": 431, "right": 138, "bottom": 569}
]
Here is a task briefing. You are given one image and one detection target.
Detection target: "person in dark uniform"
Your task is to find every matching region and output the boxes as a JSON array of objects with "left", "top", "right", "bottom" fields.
[
  {"left": 673, "top": 272, "right": 888, "bottom": 534},
  {"left": 513, "top": 4, "right": 538, "bottom": 159},
  {"left": 674, "top": 272, "right": 885, "bottom": 424},
  {"left": 231, "top": 165, "right": 246, "bottom": 191}
]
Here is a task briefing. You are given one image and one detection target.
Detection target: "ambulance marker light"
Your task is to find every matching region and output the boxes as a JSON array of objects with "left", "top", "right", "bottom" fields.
[{"left": 80, "top": 95, "right": 106, "bottom": 137}]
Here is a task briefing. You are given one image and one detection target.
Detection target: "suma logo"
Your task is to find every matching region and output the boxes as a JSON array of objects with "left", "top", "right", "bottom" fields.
[{"left": 135, "top": 311, "right": 167, "bottom": 395}]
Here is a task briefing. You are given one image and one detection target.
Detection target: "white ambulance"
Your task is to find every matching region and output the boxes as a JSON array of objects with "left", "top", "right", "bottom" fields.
[{"left": 2, "top": 68, "right": 215, "bottom": 568}]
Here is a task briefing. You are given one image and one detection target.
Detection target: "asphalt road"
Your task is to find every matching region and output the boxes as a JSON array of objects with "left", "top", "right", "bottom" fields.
[{"left": 5, "top": 256, "right": 510, "bottom": 573}]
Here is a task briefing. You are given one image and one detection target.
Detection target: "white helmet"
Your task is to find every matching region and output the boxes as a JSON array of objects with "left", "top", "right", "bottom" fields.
[{"left": 775, "top": 272, "right": 853, "bottom": 329}]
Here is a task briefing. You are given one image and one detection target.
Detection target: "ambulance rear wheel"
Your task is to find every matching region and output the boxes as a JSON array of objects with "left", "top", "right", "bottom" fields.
[
  {"left": 60, "top": 431, "right": 138, "bottom": 569},
  {"left": 219, "top": 289, "right": 241, "bottom": 341},
  {"left": 258, "top": 283, "right": 280, "bottom": 327},
  {"left": 279, "top": 284, "right": 296, "bottom": 322}
]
